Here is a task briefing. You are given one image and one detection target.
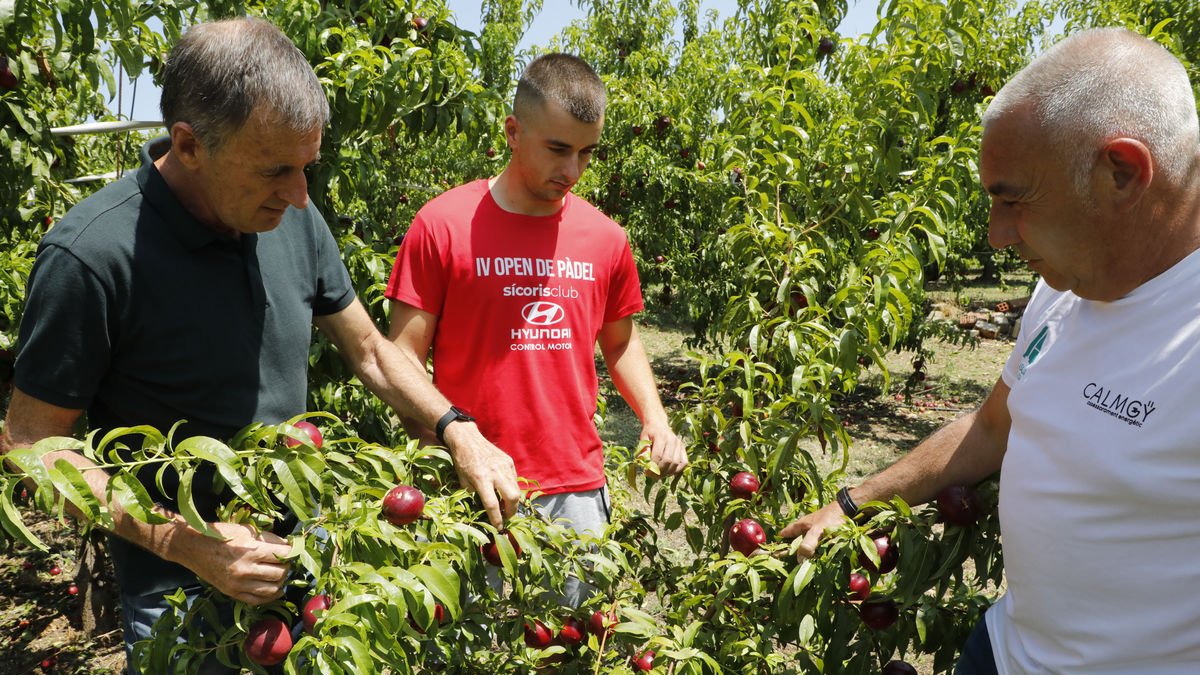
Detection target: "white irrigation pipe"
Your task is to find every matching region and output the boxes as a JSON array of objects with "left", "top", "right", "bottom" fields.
[
  {"left": 49, "top": 119, "right": 163, "bottom": 136},
  {"left": 64, "top": 171, "right": 121, "bottom": 184}
]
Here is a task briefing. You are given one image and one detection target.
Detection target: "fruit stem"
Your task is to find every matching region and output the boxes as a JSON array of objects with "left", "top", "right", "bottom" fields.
[{"left": 591, "top": 599, "right": 620, "bottom": 675}]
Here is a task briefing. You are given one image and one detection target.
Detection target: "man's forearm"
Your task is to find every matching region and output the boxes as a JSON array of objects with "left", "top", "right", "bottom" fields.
[
  {"left": 848, "top": 406, "right": 1007, "bottom": 509},
  {"left": 347, "top": 331, "right": 457, "bottom": 433},
  {"left": 3, "top": 393, "right": 196, "bottom": 563},
  {"left": 3, "top": 442, "right": 199, "bottom": 565},
  {"left": 600, "top": 328, "right": 669, "bottom": 426}
]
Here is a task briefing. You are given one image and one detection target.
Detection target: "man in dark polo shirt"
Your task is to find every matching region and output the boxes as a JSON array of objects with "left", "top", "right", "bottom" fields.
[{"left": 0, "top": 16, "right": 513, "bottom": 675}]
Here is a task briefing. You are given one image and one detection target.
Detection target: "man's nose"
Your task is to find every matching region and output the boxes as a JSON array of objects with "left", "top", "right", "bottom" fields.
[
  {"left": 279, "top": 171, "right": 310, "bottom": 210},
  {"left": 562, "top": 155, "right": 584, "bottom": 184},
  {"left": 987, "top": 204, "right": 1020, "bottom": 250}
]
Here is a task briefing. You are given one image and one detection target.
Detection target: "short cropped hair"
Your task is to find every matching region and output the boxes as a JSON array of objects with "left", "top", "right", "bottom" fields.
[
  {"left": 513, "top": 53, "right": 606, "bottom": 123},
  {"left": 160, "top": 17, "right": 330, "bottom": 151},
  {"left": 984, "top": 27, "right": 1199, "bottom": 193}
]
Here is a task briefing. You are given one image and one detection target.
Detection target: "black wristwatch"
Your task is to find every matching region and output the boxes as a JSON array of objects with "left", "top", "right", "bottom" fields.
[
  {"left": 836, "top": 487, "right": 860, "bottom": 518},
  {"left": 435, "top": 405, "right": 475, "bottom": 445}
]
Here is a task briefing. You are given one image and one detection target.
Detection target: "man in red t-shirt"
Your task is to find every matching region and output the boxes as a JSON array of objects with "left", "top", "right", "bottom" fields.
[{"left": 386, "top": 54, "right": 687, "bottom": 555}]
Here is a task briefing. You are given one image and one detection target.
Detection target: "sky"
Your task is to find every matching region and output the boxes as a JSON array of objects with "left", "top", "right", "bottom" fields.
[
  {"left": 112, "top": 0, "right": 881, "bottom": 122},
  {"left": 444, "top": 0, "right": 879, "bottom": 51}
]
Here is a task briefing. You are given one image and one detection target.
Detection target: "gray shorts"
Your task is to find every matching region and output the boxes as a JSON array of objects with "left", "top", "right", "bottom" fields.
[
  {"left": 530, "top": 484, "right": 612, "bottom": 537},
  {"left": 486, "top": 485, "right": 612, "bottom": 607}
]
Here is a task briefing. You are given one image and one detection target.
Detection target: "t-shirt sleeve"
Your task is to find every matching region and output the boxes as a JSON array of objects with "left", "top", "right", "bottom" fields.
[
  {"left": 1000, "top": 279, "right": 1049, "bottom": 387},
  {"left": 385, "top": 214, "right": 448, "bottom": 316},
  {"left": 13, "top": 245, "right": 112, "bottom": 409},
  {"left": 604, "top": 236, "right": 644, "bottom": 323},
  {"left": 310, "top": 211, "right": 355, "bottom": 317}
]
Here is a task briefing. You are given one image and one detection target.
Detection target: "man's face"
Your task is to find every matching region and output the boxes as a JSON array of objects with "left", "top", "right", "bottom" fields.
[
  {"left": 191, "top": 113, "right": 322, "bottom": 235},
  {"left": 505, "top": 99, "right": 603, "bottom": 207},
  {"left": 980, "top": 107, "right": 1109, "bottom": 298}
]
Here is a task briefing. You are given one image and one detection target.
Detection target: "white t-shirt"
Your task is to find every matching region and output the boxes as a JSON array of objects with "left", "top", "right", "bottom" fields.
[{"left": 988, "top": 249, "right": 1200, "bottom": 674}]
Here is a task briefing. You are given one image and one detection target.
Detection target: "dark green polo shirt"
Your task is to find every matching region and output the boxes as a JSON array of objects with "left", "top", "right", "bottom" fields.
[{"left": 14, "top": 137, "right": 354, "bottom": 593}]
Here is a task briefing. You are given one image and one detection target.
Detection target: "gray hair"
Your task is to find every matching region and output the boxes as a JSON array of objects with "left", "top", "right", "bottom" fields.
[
  {"left": 983, "top": 27, "right": 1199, "bottom": 193},
  {"left": 160, "top": 17, "right": 330, "bottom": 151},
  {"left": 514, "top": 53, "right": 606, "bottom": 123}
]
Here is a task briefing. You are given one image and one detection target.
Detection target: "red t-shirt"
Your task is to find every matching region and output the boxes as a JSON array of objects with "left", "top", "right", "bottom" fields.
[{"left": 386, "top": 179, "right": 644, "bottom": 494}]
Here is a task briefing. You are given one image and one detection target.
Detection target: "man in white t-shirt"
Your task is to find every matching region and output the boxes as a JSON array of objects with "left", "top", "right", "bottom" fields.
[{"left": 780, "top": 27, "right": 1200, "bottom": 675}]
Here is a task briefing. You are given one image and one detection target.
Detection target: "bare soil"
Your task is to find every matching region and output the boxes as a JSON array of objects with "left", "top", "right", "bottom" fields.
[{"left": 0, "top": 515, "right": 124, "bottom": 674}]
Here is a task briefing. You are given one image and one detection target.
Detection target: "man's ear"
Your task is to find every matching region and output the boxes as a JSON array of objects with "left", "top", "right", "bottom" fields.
[
  {"left": 1098, "top": 137, "right": 1153, "bottom": 211},
  {"left": 503, "top": 114, "right": 520, "bottom": 153},
  {"left": 168, "top": 122, "right": 205, "bottom": 170}
]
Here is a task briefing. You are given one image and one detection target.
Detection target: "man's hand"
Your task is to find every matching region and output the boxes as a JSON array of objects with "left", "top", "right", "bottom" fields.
[
  {"left": 781, "top": 381, "right": 1014, "bottom": 561},
  {"left": 380, "top": 301, "right": 522, "bottom": 528},
  {"left": 779, "top": 501, "right": 848, "bottom": 560},
  {"left": 598, "top": 318, "right": 689, "bottom": 476},
  {"left": 443, "top": 422, "right": 522, "bottom": 529},
  {"left": 175, "top": 522, "right": 293, "bottom": 605},
  {"left": 641, "top": 420, "right": 688, "bottom": 476}
]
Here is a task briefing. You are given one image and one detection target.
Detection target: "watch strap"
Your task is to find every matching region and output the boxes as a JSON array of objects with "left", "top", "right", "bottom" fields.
[
  {"left": 435, "top": 406, "right": 475, "bottom": 445},
  {"left": 836, "top": 486, "right": 860, "bottom": 519}
]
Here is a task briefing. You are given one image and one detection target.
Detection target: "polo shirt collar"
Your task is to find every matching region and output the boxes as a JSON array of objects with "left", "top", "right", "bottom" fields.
[{"left": 136, "top": 137, "right": 233, "bottom": 250}]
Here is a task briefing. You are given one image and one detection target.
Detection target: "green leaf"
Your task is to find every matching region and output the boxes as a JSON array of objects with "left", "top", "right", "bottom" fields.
[
  {"left": 109, "top": 472, "right": 171, "bottom": 525},
  {"left": 94, "top": 425, "right": 166, "bottom": 462},
  {"left": 6, "top": 446, "right": 55, "bottom": 487},
  {"left": 788, "top": 558, "right": 816, "bottom": 596},
  {"left": 748, "top": 567, "right": 762, "bottom": 598},
  {"left": 798, "top": 614, "right": 815, "bottom": 645},
  {"left": 176, "top": 468, "right": 221, "bottom": 540},
  {"left": 294, "top": 534, "right": 325, "bottom": 579},
  {"left": 268, "top": 457, "right": 311, "bottom": 520},
  {"left": 409, "top": 564, "right": 461, "bottom": 618},
  {"left": 1147, "top": 17, "right": 1175, "bottom": 38},
  {"left": 339, "top": 634, "right": 374, "bottom": 674},
  {"left": 49, "top": 458, "right": 107, "bottom": 527},
  {"left": 174, "top": 436, "right": 240, "bottom": 469},
  {"left": 858, "top": 533, "right": 880, "bottom": 569},
  {"left": 0, "top": 478, "right": 47, "bottom": 551},
  {"left": 330, "top": 592, "right": 385, "bottom": 615}
]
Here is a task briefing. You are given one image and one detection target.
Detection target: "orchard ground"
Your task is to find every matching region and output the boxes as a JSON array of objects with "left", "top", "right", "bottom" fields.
[{"left": 0, "top": 273, "right": 1029, "bottom": 674}]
